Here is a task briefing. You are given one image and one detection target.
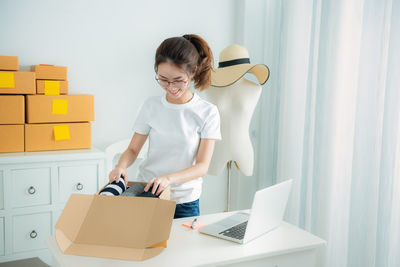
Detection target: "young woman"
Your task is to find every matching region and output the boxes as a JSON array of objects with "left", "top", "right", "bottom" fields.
[{"left": 108, "top": 34, "right": 221, "bottom": 218}]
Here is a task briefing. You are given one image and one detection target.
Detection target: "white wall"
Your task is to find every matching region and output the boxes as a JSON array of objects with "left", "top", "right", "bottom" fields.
[
  {"left": 0, "top": 0, "right": 236, "bottom": 150},
  {"left": 0, "top": 0, "right": 237, "bottom": 215}
]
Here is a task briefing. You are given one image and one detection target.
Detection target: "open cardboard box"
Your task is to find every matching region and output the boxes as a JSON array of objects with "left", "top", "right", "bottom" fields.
[{"left": 55, "top": 181, "right": 176, "bottom": 261}]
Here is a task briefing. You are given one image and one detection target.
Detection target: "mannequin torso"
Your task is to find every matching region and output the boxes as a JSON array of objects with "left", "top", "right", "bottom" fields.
[{"left": 203, "top": 77, "right": 261, "bottom": 176}]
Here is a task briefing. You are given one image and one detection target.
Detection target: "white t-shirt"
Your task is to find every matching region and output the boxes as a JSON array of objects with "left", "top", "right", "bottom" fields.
[{"left": 132, "top": 93, "right": 221, "bottom": 204}]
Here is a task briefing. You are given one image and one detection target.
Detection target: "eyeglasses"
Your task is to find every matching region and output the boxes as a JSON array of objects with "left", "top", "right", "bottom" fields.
[{"left": 155, "top": 76, "right": 189, "bottom": 89}]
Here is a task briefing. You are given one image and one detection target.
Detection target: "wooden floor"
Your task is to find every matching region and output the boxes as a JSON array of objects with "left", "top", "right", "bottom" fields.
[{"left": 0, "top": 257, "right": 50, "bottom": 267}]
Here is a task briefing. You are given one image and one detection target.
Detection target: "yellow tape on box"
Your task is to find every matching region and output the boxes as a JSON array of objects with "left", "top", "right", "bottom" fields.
[
  {"left": 53, "top": 125, "right": 70, "bottom": 141},
  {"left": 0, "top": 72, "right": 15, "bottom": 88},
  {"left": 52, "top": 99, "right": 68, "bottom": 114},
  {"left": 45, "top": 80, "right": 60, "bottom": 95}
]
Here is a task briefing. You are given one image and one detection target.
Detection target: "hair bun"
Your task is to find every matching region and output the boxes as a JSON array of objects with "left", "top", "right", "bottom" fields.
[{"left": 182, "top": 34, "right": 192, "bottom": 42}]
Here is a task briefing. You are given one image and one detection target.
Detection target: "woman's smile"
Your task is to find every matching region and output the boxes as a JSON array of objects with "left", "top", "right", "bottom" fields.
[{"left": 168, "top": 88, "right": 180, "bottom": 95}]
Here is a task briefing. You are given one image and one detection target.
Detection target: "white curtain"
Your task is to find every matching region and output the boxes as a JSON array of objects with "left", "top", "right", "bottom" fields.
[{"left": 241, "top": 0, "right": 400, "bottom": 266}]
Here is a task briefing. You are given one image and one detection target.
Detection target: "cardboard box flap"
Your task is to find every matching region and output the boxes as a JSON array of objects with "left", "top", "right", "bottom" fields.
[
  {"left": 73, "top": 195, "right": 174, "bottom": 249},
  {"left": 158, "top": 186, "right": 170, "bottom": 200},
  {"left": 146, "top": 199, "right": 176, "bottom": 247},
  {"left": 55, "top": 194, "right": 95, "bottom": 243},
  {"left": 55, "top": 229, "right": 74, "bottom": 252},
  {"left": 60, "top": 239, "right": 165, "bottom": 261}
]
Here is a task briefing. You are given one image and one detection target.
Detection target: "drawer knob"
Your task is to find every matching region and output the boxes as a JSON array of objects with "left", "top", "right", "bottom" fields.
[
  {"left": 30, "top": 230, "right": 38, "bottom": 239},
  {"left": 28, "top": 186, "right": 36, "bottom": 195},
  {"left": 76, "top": 183, "right": 84, "bottom": 190}
]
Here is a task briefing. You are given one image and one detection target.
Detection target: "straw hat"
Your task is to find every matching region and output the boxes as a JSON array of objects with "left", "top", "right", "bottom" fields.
[{"left": 211, "top": 44, "right": 270, "bottom": 87}]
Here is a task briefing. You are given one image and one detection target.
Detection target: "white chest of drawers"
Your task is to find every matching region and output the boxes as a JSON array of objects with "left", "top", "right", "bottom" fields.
[{"left": 0, "top": 148, "right": 106, "bottom": 264}]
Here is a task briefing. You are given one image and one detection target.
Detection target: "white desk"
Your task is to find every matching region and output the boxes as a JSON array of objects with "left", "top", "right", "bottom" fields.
[{"left": 46, "top": 210, "right": 326, "bottom": 267}]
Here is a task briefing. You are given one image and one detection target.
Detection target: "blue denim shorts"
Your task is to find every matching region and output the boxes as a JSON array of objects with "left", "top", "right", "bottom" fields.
[{"left": 174, "top": 199, "right": 199, "bottom": 219}]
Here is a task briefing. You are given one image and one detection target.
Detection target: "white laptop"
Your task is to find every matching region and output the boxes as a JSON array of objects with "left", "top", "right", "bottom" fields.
[{"left": 199, "top": 179, "right": 293, "bottom": 244}]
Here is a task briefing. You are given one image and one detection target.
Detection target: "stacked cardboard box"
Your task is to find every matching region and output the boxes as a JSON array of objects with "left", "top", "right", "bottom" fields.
[
  {"left": 31, "top": 64, "right": 69, "bottom": 95},
  {"left": 0, "top": 56, "right": 94, "bottom": 152},
  {"left": 26, "top": 65, "right": 94, "bottom": 152},
  {"left": 0, "top": 56, "right": 35, "bottom": 152}
]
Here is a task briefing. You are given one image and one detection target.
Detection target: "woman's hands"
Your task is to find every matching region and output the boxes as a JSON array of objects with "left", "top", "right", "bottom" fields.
[
  {"left": 142, "top": 140, "right": 216, "bottom": 196},
  {"left": 108, "top": 166, "right": 128, "bottom": 185},
  {"left": 144, "top": 176, "right": 171, "bottom": 195}
]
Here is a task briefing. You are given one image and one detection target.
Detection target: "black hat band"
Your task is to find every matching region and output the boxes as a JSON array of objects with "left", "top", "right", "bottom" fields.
[{"left": 218, "top": 58, "right": 250, "bottom": 68}]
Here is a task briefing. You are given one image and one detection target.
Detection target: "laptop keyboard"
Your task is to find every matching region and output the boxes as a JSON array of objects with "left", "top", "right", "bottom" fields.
[{"left": 219, "top": 221, "right": 248, "bottom": 240}]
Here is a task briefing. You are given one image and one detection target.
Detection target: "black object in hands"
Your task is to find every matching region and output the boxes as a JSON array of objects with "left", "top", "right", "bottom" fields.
[
  {"left": 137, "top": 186, "right": 159, "bottom": 198},
  {"left": 120, "top": 183, "right": 145, "bottom": 196},
  {"left": 99, "top": 176, "right": 159, "bottom": 199}
]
